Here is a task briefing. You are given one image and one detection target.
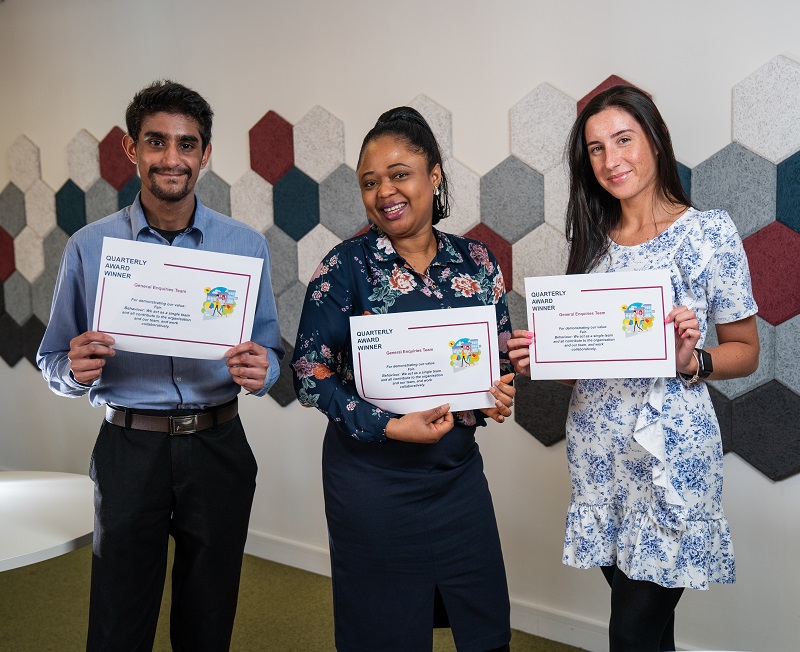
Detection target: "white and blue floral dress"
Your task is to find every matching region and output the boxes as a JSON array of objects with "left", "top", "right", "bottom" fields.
[{"left": 563, "top": 208, "right": 758, "bottom": 590}]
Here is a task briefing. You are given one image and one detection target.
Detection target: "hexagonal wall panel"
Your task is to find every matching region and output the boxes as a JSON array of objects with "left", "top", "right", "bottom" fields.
[
  {"left": 273, "top": 167, "right": 319, "bottom": 241},
  {"left": 511, "top": 83, "right": 575, "bottom": 174},
  {"left": 3, "top": 271, "right": 33, "bottom": 326},
  {"left": 692, "top": 143, "right": 776, "bottom": 238},
  {"left": 118, "top": 176, "right": 141, "bottom": 210},
  {"left": 512, "top": 223, "right": 569, "bottom": 291},
  {"left": 56, "top": 179, "right": 87, "bottom": 236},
  {"left": 67, "top": 129, "right": 101, "bottom": 191},
  {"left": 731, "top": 380, "right": 800, "bottom": 480},
  {"left": 708, "top": 385, "right": 732, "bottom": 454},
  {"left": 410, "top": 95, "right": 453, "bottom": 159},
  {"left": 277, "top": 282, "right": 306, "bottom": 348},
  {"left": 0, "top": 227, "right": 14, "bottom": 281},
  {"left": 264, "top": 225, "right": 298, "bottom": 297},
  {"left": 13, "top": 226, "right": 45, "bottom": 282},
  {"left": 32, "top": 272, "right": 57, "bottom": 323},
  {"left": 480, "top": 156, "right": 543, "bottom": 244},
  {"left": 21, "top": 315, "right": 47, "bottom": 366},
  {"left": 514, "top": 375, "right": 571, "bottom": 446},
  {"left": 294, "top": 106, "right": 345, "bottom": 183},
  {"left": 0, "top": 183, "right": 26, "bottom": 237},
  {"left": 43, "top": 227, "right": 69, "bottom": 276},
  {"left": 445, "top": 158, "right": 481, "bottom": 236},
  {"left": 464, "top": 224, "right": 512, "bottom": 291},
  {"left": 231, "top": 170, "right": 273, "bottom": 234},
  {"left": 505, "top": 288, "right": 528, "bottom": 334},
  {"left": 195, "top": 170, "right": 231, "bottom": 216},
  {"left": 250, "top": 110, "right": 294, "bottom": 185},
  {"left": 298, "top": 224, "right": 341, "bottom": 287},
  {"left": 544, "top": 162, "right": 569, "bottom": 235},
  {"left": 86, "top": 178, "right": 118, "bottom": 223},
  {"left": 775, "top": 314, "right": 800, "bottom": 393},
  {"left": 577, "top": 75, "right": 644, "bottom": 115},
  {"left": 742, "top": 221, "right": 800, "bottom": 325},
  {"left": 99, "top": 126, "right": 136, "bottom": 191},
  {"left": 706, "top": 316, "right": 774, "bottom": 400},
  {"left": 8, "top": 135, "right": 41, "bottom": 192},
  {"left": 776, "top": 148, "right": 800, "bottom": 234},
  {"left": 268, "top": 338, "right": 298, "bottom": 407},
  {"left": 733, "top": 55, "right": 800, "bottom": 164},
  {"left": 24, "top": 179, "right": 56, "bottom": 238},
  {"left": 319, "top": 165, "right": 365, "bottom": 240},
  {"left": 0, "top": 314, "right": 23, "bottom": 367}
]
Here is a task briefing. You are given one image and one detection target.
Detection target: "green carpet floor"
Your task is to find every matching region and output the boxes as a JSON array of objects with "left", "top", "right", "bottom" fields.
[{"left": 0, "top": 545, "right": 585, "bottom": 651}]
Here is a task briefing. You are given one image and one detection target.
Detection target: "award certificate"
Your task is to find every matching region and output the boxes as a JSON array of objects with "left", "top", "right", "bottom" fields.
[
  {"left": 349, "top": 305, "right": 501, "bottom": 414},
  {"left": 92, "top": 237, "right": 263, "bottom": 359},
  {"left": 524, "top": 270, "right": 675, "bottom": 379}
]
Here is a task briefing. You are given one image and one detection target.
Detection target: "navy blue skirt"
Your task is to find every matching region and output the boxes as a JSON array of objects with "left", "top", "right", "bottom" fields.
[{"left": 322, "top": 422, "right": 511, "bottom": 652}]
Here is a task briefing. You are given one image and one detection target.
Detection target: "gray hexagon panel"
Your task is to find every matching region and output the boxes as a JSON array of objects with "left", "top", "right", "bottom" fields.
[
  {"left": 0, "top": 183, "right": 26, "bottom": 237},
  {"left": 319, "top": 164, "right": 366, "bottom": 240},
  {"left": 264, "top": 225, "right": 298, "bottom": 297},
  {"left": 691, "top": 143, "right": 776, "bottom": 239},
  {"left": 480, "top": 156, "right": 544, "bottom": 244}
]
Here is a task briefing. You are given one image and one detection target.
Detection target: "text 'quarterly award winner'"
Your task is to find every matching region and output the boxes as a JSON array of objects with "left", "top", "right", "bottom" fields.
[
  {"left": 524, "top": 270, "right": 675, "bottom": 380},
  {"left": 92, "top": 237, "right": 263, "bottom": 359},
  {"left": 349, "top": 305, "right": 501, "bottom": 414}
]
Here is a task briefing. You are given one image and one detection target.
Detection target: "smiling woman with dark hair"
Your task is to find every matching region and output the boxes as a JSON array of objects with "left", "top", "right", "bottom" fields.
[
  {"left": 292, "top": 107, "right": 515, "bottom": 652},
  {"left": 509, "top": 86, "right": 760, "bottom": 651}
]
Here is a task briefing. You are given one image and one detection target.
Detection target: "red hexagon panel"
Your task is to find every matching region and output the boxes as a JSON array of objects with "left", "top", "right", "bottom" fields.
[
  {"left": 99, "top": 126, "right": 136, "bottom": 191},
  {"left": 0, "top": 227, "right": 14, "bottom": 281},
  {"left": 577, "top": 75, "right": 650, "bottom": 115},
  {"left": 464, "top": 223, "right": 513, "bottom": 291},
  {"left": 250, "top": 111, "right": 294, "bottom": 185},
  {"left": 743, "top": 221, "right": 800, "bottom": 326}
]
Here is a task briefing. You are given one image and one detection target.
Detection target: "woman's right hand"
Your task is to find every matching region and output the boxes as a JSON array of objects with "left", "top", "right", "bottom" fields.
[
  {"left": 385, "top": 404, "right": 454, "bottom": 444},
  {"left": 507, "top": 329, "right": 533, "bottom": 378}
]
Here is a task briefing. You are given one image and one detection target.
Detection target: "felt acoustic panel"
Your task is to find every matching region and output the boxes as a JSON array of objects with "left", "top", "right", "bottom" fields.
[{"left": 2, "top": 61, "right": 799, "bottom": 480}]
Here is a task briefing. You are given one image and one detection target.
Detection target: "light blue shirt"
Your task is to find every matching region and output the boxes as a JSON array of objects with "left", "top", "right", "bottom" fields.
[{"left": 38, "top": 193, "right": 284, "bottom": 410}]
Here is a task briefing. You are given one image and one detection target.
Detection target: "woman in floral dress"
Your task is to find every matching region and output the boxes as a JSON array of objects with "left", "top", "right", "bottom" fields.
[
  {"left": 292, "top": 107, "right": 516, "bottom": 652},
  {"left": 508, "top": 86, "right": 760, "bottom": 651}
]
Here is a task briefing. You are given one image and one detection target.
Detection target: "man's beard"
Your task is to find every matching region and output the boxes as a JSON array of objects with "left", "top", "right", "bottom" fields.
[{"left": 146, "top": 166, "right": 193, "bottom": 202}]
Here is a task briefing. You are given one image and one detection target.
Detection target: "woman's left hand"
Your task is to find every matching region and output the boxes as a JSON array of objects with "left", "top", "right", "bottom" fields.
[
  {"left": 667, "top": 305, "right": 700, "bottom": 375},
  {"left": 481, "top": 372, "right": 516, "bottom": 424}
]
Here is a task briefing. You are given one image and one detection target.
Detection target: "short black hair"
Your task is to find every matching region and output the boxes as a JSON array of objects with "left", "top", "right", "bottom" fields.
[
  {"left": 358, "top": 106, "right": 450, "bottom": 224},
  {"left": 125, "top": 80, "right": 214, "bottom": 152}
]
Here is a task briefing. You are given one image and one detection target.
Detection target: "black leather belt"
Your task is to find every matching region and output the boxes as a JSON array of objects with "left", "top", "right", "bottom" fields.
[{"left": 104, "top": 399, "right": 238, "bottom": 435}]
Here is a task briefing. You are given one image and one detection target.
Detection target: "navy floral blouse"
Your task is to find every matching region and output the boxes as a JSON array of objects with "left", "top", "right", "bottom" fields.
[{"left": 292, "top": 225, "right": 513, "bottom": 442}]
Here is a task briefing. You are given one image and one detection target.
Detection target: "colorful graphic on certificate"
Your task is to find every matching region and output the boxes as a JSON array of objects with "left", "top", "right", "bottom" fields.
[
  {"left": 92, "top": 237, "right": 263, "bottom": 359},
  {"left": 524, "top": 270, "right": 675, "bottom": 379},
  {"left": 349, "top": 305, "right": 501, "bottom": 413}
]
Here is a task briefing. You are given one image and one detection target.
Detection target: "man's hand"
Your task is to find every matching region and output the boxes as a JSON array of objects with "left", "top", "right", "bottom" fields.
[
  {"left": 68, "top": 331, "right": 116, "bottom": 385},
  {"left": 384, "top": 404, "right": 454, "bottom": 444},
  {"left": 225, "top": 341, "right": 270, "bottom": 392}
]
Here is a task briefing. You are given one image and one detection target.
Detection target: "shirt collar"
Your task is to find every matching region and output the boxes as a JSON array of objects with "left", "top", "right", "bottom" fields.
[
  {"left": 130, "top": 192, "right": 206, "bottom": 244},
  {"left": 367, "top": 223, "right": 464, "bottom": 267}
]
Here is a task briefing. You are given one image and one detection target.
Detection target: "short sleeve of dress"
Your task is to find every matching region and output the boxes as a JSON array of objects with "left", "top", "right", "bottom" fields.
[
  {"left": 703, "top": 213, "right": 759, "bottom": 325},
  {"left": 292, "top": 245, "right": 395, "bottom": 442}
]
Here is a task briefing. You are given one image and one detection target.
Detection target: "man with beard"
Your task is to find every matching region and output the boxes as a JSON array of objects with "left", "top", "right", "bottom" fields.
[{"left": 37, "top": 80, "right": 283, "bottom": 651}]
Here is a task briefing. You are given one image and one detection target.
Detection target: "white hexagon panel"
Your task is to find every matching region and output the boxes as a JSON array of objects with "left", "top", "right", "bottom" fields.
[
  {"left": 410, "top": 95, "right": 453, "bottom": 159},
  {"left": 8, "top": 135, "right": 41, "bottom": 192},
  {"left": 544, "top": 161, "right": 569, "bottom": 235},
  {"left": 13, "top": 226, "right": 45, "bottom": 282},
  {"left": 511, "top": 222, "right": 569, "bottom": 291},
  {"left": 733, "top": 55, "right": 800, "bottom": 164},
  {"left": 443, "top": 158, "right": 481, "bottom": 236},
  {"left": 298, "top": 224, "right": 341, "bottom": 287},
  {"left": 23, "top": 179, "right": 56, "bottom": 238},
  {"left": 67, "top": 129, "right": 101, "bottom": 191},
  {"left": 294, "top": 106, "right": 345, "bottom": 183},
  {"left": 230, "top": 170, "right": 274, "bottom": 234},
  {"left": 511, "top": 82, "right": 575, "bottom": 173}
]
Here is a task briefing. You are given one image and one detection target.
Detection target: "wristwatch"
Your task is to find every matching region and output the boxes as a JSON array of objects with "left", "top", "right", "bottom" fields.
[{"left": 679, "top": 348, "right": 713, "bottom": 385}]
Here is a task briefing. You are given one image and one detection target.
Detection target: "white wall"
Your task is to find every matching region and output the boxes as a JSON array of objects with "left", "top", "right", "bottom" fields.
[{"left": 2, "top": 1, "right": 799, "bottom": 649}]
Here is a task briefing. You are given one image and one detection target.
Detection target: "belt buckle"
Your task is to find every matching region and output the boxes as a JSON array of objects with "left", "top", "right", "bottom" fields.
[{"left": 169, "top": 414, "right": 199, "bottom": 435}]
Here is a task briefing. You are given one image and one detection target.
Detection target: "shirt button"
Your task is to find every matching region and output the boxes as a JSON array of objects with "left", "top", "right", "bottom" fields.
[
  {"left": 176, "top": 376, "right": 182, "bottom": 382},
  {"left": 178, "top": 404, "right": 186, "bottom": 409}
]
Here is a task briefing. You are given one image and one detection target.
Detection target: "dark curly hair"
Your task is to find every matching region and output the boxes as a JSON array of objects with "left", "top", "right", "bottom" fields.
[{"left": 125, "top": 80, "right": 214, "bottom": 152}]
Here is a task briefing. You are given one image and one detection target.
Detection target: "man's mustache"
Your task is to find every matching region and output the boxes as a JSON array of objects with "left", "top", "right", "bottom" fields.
[{"left": 148, "top": 166, "right": 192, "bottom": 177}]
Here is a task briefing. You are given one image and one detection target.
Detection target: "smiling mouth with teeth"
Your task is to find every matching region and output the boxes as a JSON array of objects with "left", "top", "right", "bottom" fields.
[{"left": 383, "top": 203, "right": 407, "bottom": 214}]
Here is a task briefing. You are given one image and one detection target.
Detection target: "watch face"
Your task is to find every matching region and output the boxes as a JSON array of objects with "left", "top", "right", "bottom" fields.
[{"left": 699, "top": 348, "right": 713, "bottom": 377}]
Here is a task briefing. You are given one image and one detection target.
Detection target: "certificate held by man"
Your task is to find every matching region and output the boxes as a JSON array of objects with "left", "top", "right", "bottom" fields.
[
  {"left": 92, "top": 237, "right": 263, "bottom": 359},
  {"left": 525, "top": 270, "right": 675, "bottom": 379},
  {"left": 349, "top": 305, "right": 501, "bottom": 413}
]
